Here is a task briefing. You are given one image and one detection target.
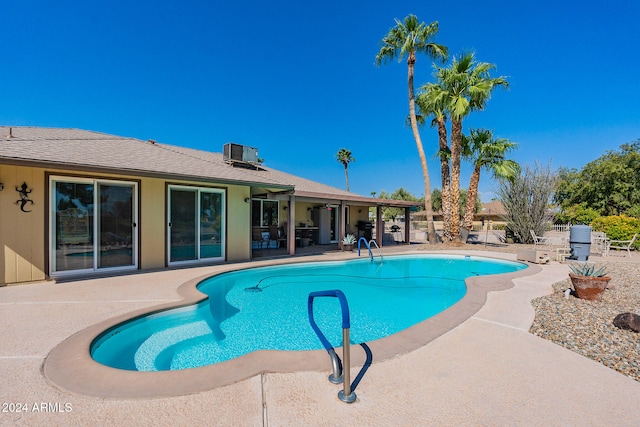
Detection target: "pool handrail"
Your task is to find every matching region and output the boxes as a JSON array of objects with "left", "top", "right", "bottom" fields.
[
  {"left": 307, "top": 290, "right": 356, "bottom": 403},
  {"left": 357, "top": 237, "right": 373, "bottom": 261},
  {"left": 368, "top": 239, "right": 383, "bottom": 263},
  {"left": 357, "top": 237, "right": 383, "bottom": 263}
]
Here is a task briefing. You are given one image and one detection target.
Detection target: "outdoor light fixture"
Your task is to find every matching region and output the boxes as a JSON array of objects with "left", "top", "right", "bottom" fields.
[{"left": 244, "top": 197, "right": 251, "bottom": 203}]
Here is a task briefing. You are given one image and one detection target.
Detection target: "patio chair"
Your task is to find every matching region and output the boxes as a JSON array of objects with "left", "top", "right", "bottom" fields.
[
  {"left": 267, "top": 225, "right": 281, "bottom": 249},
  {"left": 253, "top": 235, "right": 264, "bottom": 249},
  {"left": 275, "top": 225, "right": 287, "bottom": 248},
  {"left": 530, "top": 230, "right": 550, "bottom": 247},
  {"left": 608, "top": 233, "right": 638, "bottom": 257},
  {"left": 591, "top": 231, "right": 610, "bottom": 256}
]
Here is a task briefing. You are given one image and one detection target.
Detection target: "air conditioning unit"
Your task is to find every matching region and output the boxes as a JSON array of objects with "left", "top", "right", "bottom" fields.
[{"left": 223, "top": 143, "right": 259, "bottom": 163}]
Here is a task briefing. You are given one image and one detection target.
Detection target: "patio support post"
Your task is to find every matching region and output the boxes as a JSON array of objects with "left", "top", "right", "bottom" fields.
[
  {"left": 376, "top": 205, "right": 383, "bottom": 247},
  {"left": 288, "top": 196, "right": 296, "bottom": 255},
  {"left": 338, "top": 201, "right": 347, "bottom": 249},
  {"left": 404, "top": 207, "right": 411, "bottom": 244}
]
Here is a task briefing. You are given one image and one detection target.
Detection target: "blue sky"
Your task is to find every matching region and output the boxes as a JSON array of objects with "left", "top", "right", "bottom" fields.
[{"left": 2, "top": 0, "right": 639, "bottom": 201}]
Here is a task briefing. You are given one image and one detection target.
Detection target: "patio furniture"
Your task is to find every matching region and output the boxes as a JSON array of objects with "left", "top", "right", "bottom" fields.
[
  {"left": 591, "top": 231, "right": 610, "bottom": 257},
  {"left": 608, "top": 233, "right": 637, "bottom": 257},
  {"left": 530, "top": 230, "right": 550, "bottom": 248},
  {"left": 266, "top": 225, "right": 279, "bottom": 249}
]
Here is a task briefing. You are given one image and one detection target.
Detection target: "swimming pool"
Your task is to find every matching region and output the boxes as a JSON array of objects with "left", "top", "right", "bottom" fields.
[{"left": 91, "top": 254, "right": 526, "bottom": 372}]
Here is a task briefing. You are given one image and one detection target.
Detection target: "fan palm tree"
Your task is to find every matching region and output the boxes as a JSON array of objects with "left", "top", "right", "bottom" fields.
[
  {"left": 336, "top": 148, "right": 355, "bottom": 191},
  {"left": 424, "top": 52, "right": 508, "bottom": 241},
  {"left": 416, "top": 88, "right": 452, "bottom": 240},
  {"left": 375, "top": 14, "right": 448, "bottom": 243},
  {"left": 461, "top": 128, "right": 520, "bottom": 230}
]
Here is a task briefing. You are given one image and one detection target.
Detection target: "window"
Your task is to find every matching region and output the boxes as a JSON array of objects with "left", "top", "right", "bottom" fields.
[{"left": 251, "top": 199, "right": 279, "bottom": 227}]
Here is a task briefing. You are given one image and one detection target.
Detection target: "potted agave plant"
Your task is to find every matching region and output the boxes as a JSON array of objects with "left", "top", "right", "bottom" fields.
[
  {"left": 568, "top": 263, "right": 611, "bottom": 300},
  {"left": 342, "top": 234, "right": 357, "bottom": 251}
]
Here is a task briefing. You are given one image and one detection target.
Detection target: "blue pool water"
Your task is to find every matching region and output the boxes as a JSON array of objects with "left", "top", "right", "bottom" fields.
[{"left": 91, "top": 254, "right": 525, "bottom": 371}]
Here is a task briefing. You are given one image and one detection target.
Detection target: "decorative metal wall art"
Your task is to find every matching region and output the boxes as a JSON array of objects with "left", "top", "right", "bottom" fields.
[{"left": 16, "top": 182, "right": 33, "bottom": 212}]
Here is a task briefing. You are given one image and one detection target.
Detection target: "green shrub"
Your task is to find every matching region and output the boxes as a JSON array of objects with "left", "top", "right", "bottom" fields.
[
  {"left": 624, "top": 204, "right": 640, "bottom": 219},
  {"left": 555, "top": 204, "right": 600, "bottom": 225},
  {"left": 590, "top": 215, "right": 640, "bottom": 249}
]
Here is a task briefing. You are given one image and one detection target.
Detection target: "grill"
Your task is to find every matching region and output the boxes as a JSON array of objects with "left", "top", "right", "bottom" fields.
[{"left": 356, "top": 221, "right": 373, "bottom": 241}]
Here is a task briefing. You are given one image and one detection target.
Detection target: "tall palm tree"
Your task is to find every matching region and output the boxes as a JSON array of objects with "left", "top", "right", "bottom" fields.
[
  {"left": 375, "top": 14, "right": 448, "bottom": 243},
  {"left": 425, "top": 52, "right": 508, "bottom": 241},
  {"left": 336, "top": 148, "right": 355, "bottom": 191},
  {"left": 461, "top": 128, "right": 520, "bottom": 230},
  {"left": 416, "top": 88, "right": 452, "bottom": 241}
]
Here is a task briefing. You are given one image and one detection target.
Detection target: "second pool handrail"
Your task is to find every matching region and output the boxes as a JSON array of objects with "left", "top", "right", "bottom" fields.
[{"left": 307, "top": 289, "right": 356, "bottom": 403}]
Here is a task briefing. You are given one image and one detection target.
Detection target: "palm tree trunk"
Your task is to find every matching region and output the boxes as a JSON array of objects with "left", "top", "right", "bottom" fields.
[
  {"left": 463, "top": 165, "right": 481, "bottom": 230},
  {"left": 450, "top": 118, "right": 462, "bottom": 241},
  {"left": 408, "top": 54, "right": 438, "bottom": 243},
  {"left": 437, "top": 117, "right": 452, "bottom": 241},
  {"left": 344, "top": 164, "right": 350, "bottom": 191}
]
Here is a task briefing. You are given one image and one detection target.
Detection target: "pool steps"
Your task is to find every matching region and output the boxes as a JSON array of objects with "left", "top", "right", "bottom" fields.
[{"left": 134, "top": 321, "right": 213, "bottom": 371}]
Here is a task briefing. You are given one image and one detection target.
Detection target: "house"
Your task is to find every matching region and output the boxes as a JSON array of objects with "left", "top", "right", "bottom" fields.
[
  {"left": 477, "top": 200, "right": 507, "bottom": 230},
  {"left": 0, "top": 126, "right": 419, "bottom": 285}
]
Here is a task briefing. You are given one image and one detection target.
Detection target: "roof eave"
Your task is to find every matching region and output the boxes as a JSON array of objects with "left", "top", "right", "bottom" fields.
[
  {"left": 0, "top": 157, "right": 295, "bottom": 191},
  {"left": 293, "top": 190, "right": 422, "bottom": 208}
]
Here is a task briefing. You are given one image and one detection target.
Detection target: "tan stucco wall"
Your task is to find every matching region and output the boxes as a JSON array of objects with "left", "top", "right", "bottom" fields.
[
  {"left": 349, "top": 205, "right": 370, "bottom": 227},
  {"left": 226, "top": 185, "right": 251, "bottom": 261},
  {"left": 289, "top": 202, "right": 370, "bottom": 228},
  {"left": 0, "top": 165, "right": 47, "bottom": 284},
  {"left": 294, "top": 201, "right": 316, "bottom": 226},
  {"left": 138, "top": 178, "right": 166, "bottom": 269},
  {"left": 0, "top": 165, "right": 252, "bottom": 285}
]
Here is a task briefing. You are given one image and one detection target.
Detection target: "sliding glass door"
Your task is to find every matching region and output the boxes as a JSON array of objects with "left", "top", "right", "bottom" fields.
[
  {"left": 169, "top": 189, "right": 197, "bottom": 262},
  {"left": 98, "top": 183, "right": 135, "bottom": 268},
  {"left": 168, "top": 186, "right": 225, "bottom": 264},
  {"left": 51, "top": 177, "right": 138, "bottom": 276}
]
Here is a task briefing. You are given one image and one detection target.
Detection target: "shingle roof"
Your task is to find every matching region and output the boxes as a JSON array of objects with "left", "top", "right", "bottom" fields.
[
  {"left": 0, "top": 126, "right": 290, "bottom": 189},
  {"left": 0, "top": 126, "right": 419, "bottom": 207},
  {"left": 164, "top": 145, "right": 357, "bottom": 199}
]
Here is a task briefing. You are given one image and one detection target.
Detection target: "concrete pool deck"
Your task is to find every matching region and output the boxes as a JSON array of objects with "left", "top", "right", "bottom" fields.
[{"left": 2, "top": 248, "right": 640, "bottom": 426}]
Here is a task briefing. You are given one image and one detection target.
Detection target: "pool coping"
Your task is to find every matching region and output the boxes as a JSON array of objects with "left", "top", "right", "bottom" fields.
[{"left": 42, "top": 252, "right": 541, "bottom": 399}]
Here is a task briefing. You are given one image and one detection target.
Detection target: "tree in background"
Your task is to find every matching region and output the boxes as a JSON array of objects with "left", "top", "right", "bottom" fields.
[
  {"left": 460, "top": 128, "right": 519, "bottom": 231},
  {"left": 375, "top": 14, "right": 448, "bottom": 244},
  {"left": 554, "top": 203, "right": 601, "bottom": 225},
  {"left": 421, "top": 52, "right": 508, "bottom": 242},
  {"left": 377, "top": 188, "right": 420, "bottom": 221},
  {"left": 432, "top": 187, "right": 481, "bottom": 220},
  {"left": 554, "top": 141, "right": 640, "bottom": 217},
  {"left": 335, "top": 148, "right": 355, "bottom": 191},
  {"left": 497, "top": 163, "right": 556, "bottom": 244}
]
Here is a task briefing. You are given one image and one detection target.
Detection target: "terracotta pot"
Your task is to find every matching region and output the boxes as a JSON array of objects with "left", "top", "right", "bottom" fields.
[
  {"left": 343, "top": 244, "right": 353, "bottom": 251},
  {"left": 569, "top": 274, "right": 611, "bottom": 300}
]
